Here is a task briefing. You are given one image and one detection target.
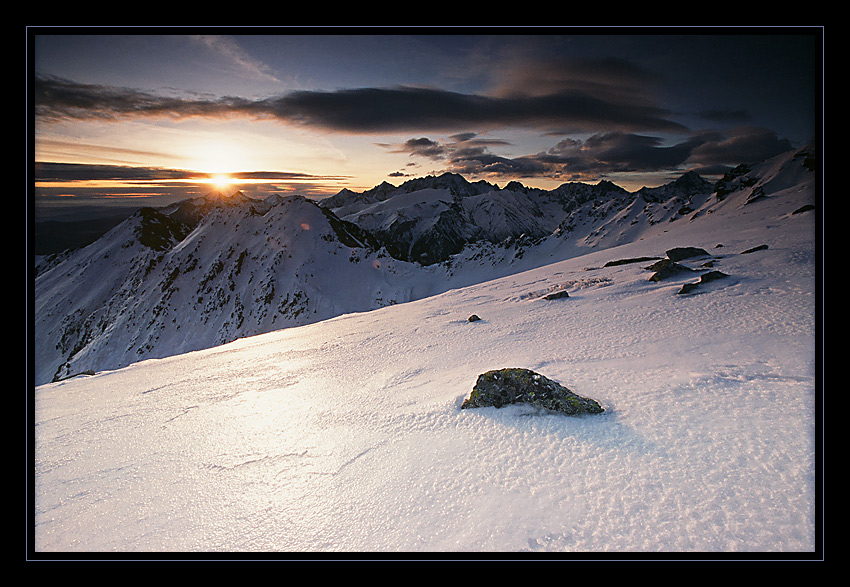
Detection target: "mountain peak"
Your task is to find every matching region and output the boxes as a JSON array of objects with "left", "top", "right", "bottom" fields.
[
  {"left": 596, "top": 179, "right": 627, "bottom": 192},
  {"left": 362, "top": 181, "right": 398, "bottom": 199},
  {"left": 673, "top": 170, "right": 709, "bottom": 188},
  {"left": 394, "top": 172, "right": 497, "bottom": 198},
  {"left": 502, "top": 180, "right": 530, "bottom": 193}
]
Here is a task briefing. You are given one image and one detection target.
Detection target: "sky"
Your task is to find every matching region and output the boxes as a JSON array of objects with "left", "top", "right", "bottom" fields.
[{"left": 30, "top": 28, "right": 821, "bottom": 219}]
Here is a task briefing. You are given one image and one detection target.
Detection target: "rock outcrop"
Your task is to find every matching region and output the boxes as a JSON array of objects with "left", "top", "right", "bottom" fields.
[
  {"left": 665, "top": 247, "right": 711, "bottom": 262},
  {"left": 461, "top": 368, "right": 604, "bottom": 416},
  {"left": 646, "top": 258, "right": 695, "bottom": 282},
  {"left": 678, "top": 270, "right": 729, "bottom": 295}
]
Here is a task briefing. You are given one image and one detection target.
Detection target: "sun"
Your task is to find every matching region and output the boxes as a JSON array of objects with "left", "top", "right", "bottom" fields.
[{"left": 208, "top": 173, "right": 235, "bottom": 192}]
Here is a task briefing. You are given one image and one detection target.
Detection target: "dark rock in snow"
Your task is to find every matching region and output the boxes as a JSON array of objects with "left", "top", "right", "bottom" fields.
[
  {"left": 665, "top": 246, "right": 711, "bottom": 262},
  {"left": 541, "top": 290, "right": 570, "bottom": 300},
  {"left": 461, "top": 368, "right": 604, "bottom": 415},
  {"left": 467, "top": 314, "right": 481, "bottom": 322},
  {"left": 700, "top": 270, "right": 729, "bottom": 283},
  {"left": 677, "top": 270, "right": 729, "bottom": 295},
  {"left": 646, "top": 259, "right": 694, "bottom": 281},
  {"left": 740, "top": 244, "right": 768, "bottom": 254},
  {"left": 603, "top": 256, "right": 661, "bottom": 267}
]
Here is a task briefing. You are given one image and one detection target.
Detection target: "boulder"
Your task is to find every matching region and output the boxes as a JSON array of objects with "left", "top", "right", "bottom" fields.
[
  {"left": 467, "top": 314, "right": 481, "bottom": 322},
  {"left": 646, "top": 259, "right": 694, "bottom": 281},
  {"left": 665, "top": 246, "right": 711, "bottom": 262},
  {"left": 677, "top": 270, "right": 729, "bottom": 295},
  {"left": 541, "top": 290, "right": 570, "bottom": 300},
  {"left": 699, "top": 270, "right": 729, "bottom": 283},
  {"left": 461, "top": 368, "right": 604, "bottom": 415}
]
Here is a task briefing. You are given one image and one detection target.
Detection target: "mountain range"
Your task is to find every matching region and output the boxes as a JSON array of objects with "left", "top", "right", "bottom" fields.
[{"left": 33, "top": 145, "right": 816, "bottom": 386}]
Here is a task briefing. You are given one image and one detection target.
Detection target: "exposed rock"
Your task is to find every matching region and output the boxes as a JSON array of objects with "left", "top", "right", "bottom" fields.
[
  {"left": 700, "top": 270, "right": 729, "bottom": 283},
  {"left": 541, "top": 290, "right": 570, "bottom": 300},
  {"left": 665, "top": 246, "right": 711, "bottom": 262},
  {"left": 467, "top": 314, "right": 481, "bottom": 322},
  {"left": 714, "top": 163, "right": 756, "bottom": 201},
  {"left": 603, "top": 256, "right": 661, "bottom": 267},
  {"left": 134, "top": 208, "right": 192, "bottom": 252},
  {"left": 740, "top": 244, "right": 768, "bottom": 254},
  {"left": 677, "top": 270, "right": 729, "bottom": 295},
  {"left": 646, "top": 259, "right": 694, "bottom": 282},
  {"left": 53, "top": 369, "right": 96, "bottom": 383},
  {"left": 744, "top": 184, "right": 766, "bottom": 204},
  {"left": 792, "top": 204, "right": 815, "bottom": 215},
  {"left": 461, "top": 368, "right": 604, "bottom": 415}
]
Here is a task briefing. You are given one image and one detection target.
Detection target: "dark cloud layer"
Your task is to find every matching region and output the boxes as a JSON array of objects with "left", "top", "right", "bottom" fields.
[
  {"left": 35, "top": 76, "right": 252, "bottom": 122},
  {"left": 34, "top": 162, "right": 197, "bottom": 182},
  {"left": 390, "top": 127, "right": 795, "bottom": 183},
  {"left": 34, "top": 161, "right": 349, "bottom": 184},
  {"left": 35, "top": 75, "right": 687, "bottom": 135}
]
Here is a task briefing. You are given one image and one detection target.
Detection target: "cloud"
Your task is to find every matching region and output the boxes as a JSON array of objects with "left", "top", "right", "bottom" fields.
[
  {"left": 489, "top": 55, "right": 664, "bottom": 106},
  {"left": 686, "top": 126, "right": 793, "bottom": 167},
  {"left": 34, "top": 161, "right": 349, "bottom": 184},
  {"left": 398, "top": 137, "right": 447, "bottom": 159},
  {"left": 258, "top": 85, "right": 688, "bottom": 134},
  {"left": 34, "top": 75, "right": 688, "bottom": 135},
  {"left": 388, "top": 126, "right": 796, "bottom": 184},
  {"left": 552, "top": 132, "right": 701, "bottom": 173},
  {"left": 696, "top": 108, "right": 751, "bottom": 124},
  {"left": 34, "top": 76, "right": 254, "bottom": 122},
  {"left": 190, "top": 35, "right": 282, "bottom": 83},
  {"left": 34, "top": 162, "right": 196, "bottom": 182}
]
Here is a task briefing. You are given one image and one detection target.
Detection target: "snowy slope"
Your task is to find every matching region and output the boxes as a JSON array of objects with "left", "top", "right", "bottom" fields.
[
  {"left": 32, "top": 147, "right": 819, "bottom": 554},
  {"left": 34, "top": 193, "right": 428, "bottom": 385}
]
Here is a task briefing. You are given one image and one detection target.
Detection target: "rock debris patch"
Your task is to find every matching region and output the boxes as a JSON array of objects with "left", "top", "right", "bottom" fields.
[{"left": 640, "top": 245, "right": 740, "bottom": 296}]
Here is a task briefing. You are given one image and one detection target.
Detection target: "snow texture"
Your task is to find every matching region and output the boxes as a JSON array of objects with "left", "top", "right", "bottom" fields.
[{"left": 33, "top": 148, "right": 819, "bottom": 555}]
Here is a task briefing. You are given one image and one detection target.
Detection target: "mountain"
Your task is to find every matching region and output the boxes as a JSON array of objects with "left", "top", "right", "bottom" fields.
[
  {"left": 33, "top": 144, "right": 819, "bottom": 552},
  {"left": 34, "top": 192, "right": 423, "bottom": 385},
  {"left": 33, "top": 146, "right": 816, "bottom": 386}
]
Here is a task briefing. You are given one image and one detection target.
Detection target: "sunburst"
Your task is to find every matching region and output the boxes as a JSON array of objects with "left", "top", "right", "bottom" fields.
[{"left": 207, "top": 173, "right": 235, "bottom": 192}]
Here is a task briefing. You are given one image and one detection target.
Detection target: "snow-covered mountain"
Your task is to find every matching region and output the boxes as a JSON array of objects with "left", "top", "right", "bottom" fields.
[
  {"left": 34, "top": 192, "right": 426, "bottom": 385},
  {"left": 34, "top": 146, "right": 816, "bottom": 387},
  {"left": 32, "top": 144, "right": 819, "bottom": 553}
]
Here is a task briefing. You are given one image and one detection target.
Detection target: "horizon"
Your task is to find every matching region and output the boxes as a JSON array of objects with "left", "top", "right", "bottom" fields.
[
  {"left": 31, "top": 28, "right": 820, "bottom": 220},
  {"left": 32, "top": 164, "right": 731, "bottom": 224}
]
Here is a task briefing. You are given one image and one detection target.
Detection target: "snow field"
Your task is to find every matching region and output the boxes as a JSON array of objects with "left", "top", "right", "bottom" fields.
[{"left": 34, "top": 197, "right": 817, "bottom": 553}]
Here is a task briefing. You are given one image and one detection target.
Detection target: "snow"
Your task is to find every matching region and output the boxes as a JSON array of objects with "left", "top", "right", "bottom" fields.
[{"left": 32, "top": 155, "right": 819, "bottom": 556}]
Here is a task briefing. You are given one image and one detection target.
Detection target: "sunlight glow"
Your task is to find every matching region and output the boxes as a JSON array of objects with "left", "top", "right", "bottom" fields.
[{"left": 208, "top": 174, "right": 235, "bottom": 191}]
